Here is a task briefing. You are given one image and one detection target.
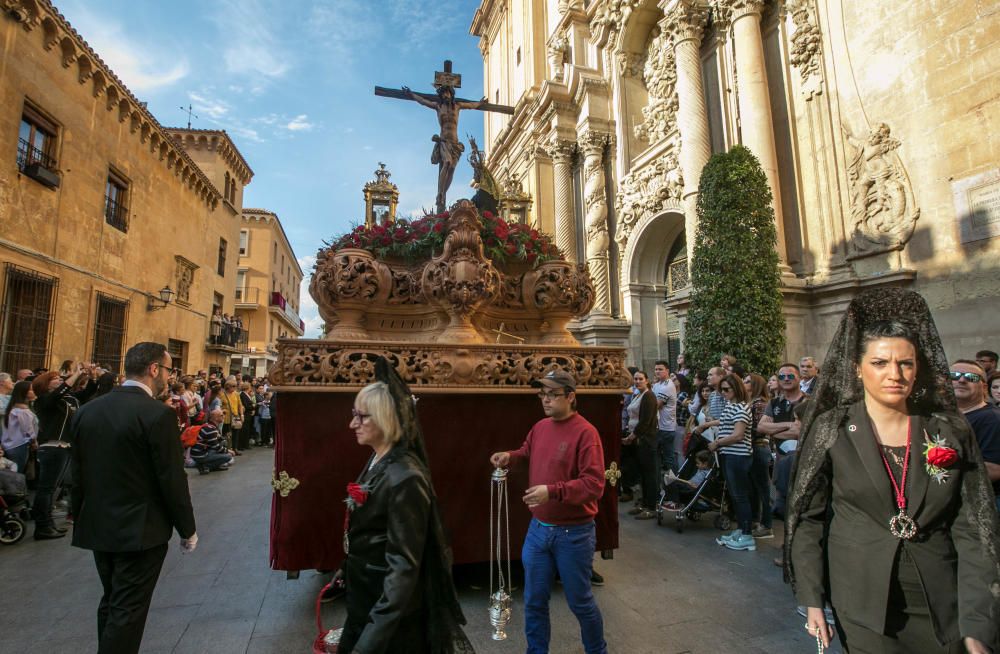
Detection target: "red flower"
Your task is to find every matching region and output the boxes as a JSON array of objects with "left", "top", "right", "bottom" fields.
[
  {"left": 927, "top": 446, "right": 958, "bottom": 468},
  {"left": 504, "top": 242, "right": 517, "bottom": 255},
  {"left": 483, "top": 210, "right": 494, "bottom": 219},
  {"left": 393, "top": 228, "right": 408, "bottom": 240},
  {"left": 347, "top": 482, "right": 368, "bottom": 507},
  {"left": 433, "top": 222, "right": 445, "bottom": 233},
  {"left": 526, "top": 252, "right": 537, "bottom": 263},
  {"left": 529, "top": 229, "right": 539, "bottom": 239},
  {"left": 380, "top": 235, "right": 392, "bottom": 246}
]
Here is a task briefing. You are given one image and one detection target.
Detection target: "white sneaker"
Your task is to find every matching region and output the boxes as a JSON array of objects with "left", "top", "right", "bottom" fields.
[
  {"left": 724, "top": 533, "right": 756, "bottom": 551},
  {"left": 716, "top": 529, "right": 741, "bottom": 546}
]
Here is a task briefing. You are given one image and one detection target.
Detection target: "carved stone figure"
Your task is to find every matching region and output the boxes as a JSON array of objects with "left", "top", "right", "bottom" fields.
[
  {"left": 616, "top": 51, "right": 645, "bottom": 79},
  {"left": 635, "top": 28, "right": 679, "bottom": 143},
  {"left": 787, "top": 0, "right": 824, "bottom": 100},
  {"left": 843, "top": 122, "right": 920, "bottom": 254},
  {"left": 174, "top": 257, "right": 196, "bottom": 305},
  {"left": 580, "top": 131, "right": 612, "bottom": 314},
  {"left": 547, "top": 35, "right": 569, "bottom": 82},
  {"left": 614, "top": 148, "right": 684, "bottom": 249}
]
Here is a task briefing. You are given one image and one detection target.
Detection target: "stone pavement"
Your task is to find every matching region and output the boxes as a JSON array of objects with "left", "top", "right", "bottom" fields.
[{"left": 1, "top": 448, "right": 837, "bottom": 653}]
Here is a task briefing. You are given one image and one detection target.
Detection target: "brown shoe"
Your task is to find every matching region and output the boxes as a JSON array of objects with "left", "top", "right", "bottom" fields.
[
  {"left": 627, "top": 507, "right": 642, "bottom": 515},
  {"left": 634, "top": 510, "right": 657, "bottom": 520}
]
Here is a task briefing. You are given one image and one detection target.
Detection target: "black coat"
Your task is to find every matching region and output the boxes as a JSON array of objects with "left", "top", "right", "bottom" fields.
[
  {"left": 70, "top": 386, "right": 196, "bottom": 552},
  {"left": 791, "top": 401, "right": 999, "bottom": 646},
  {"left": 34, "top": 380, "right": 97, "bottom": 445},
  {"left": 342, "top": 446, "right": 433, "bottom": 654}
]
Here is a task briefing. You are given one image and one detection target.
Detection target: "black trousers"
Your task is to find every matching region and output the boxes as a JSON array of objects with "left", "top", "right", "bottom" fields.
[
  {"left": 337, "top": 554, "right": 427, "bottom": 654},
  {"left": 93, "top": 543, "right": 168, "bottom": 654},
  {"left": 636, "top": 439, "right": 659, "bottom": 510},
  {"left": 32, "top": 445, "right": 71, "bottom": 530}
]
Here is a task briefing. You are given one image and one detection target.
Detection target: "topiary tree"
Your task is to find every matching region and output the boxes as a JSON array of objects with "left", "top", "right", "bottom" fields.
[{"left": 684, "top": 145, "right": 785, "bottom": 375}]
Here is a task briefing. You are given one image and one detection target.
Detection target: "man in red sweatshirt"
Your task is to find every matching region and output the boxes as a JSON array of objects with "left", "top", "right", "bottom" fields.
[{"left": 490, "top": 369, "right": 608, "bottom": 654}]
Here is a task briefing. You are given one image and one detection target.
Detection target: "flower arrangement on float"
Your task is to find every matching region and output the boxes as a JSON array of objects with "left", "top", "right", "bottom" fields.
[{"left": 329, "top": 210, "right": 562, "bottom": 266}]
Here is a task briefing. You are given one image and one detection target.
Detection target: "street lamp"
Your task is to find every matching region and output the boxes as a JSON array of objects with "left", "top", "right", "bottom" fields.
[{"left": 147, "top": 285, "right": 175, "bottom": 311}]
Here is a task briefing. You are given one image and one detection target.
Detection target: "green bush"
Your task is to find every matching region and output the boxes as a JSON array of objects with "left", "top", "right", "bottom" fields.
[{"left": 685, "top": 145, "right": 785, "bottom": 376}]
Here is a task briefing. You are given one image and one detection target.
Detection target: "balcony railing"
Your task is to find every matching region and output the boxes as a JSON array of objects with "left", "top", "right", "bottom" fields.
[
  {"left": 269, "top": 291, "right": 303, "bottom": 334},
  {"left": 206, "top": 317, "right": 250, "bottom": 352},
  {"left": 235, "top": 286, "right": 261, "bottom": 305},
  {"left": 16, "top": 137, "right": 56, "bottom": 172},
  {"left": 104, "top": 195, "right": 129, "bottom": 232}
]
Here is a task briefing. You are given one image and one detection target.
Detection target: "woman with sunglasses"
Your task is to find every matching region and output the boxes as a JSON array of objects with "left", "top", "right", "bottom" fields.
[
  {"left": 707, "top": 374, "right": 754, "bottom": 551},
  {"left": 337, "top": 363, "right": 472, "bottom": 654},
  {"left": 786, "top": 289, "right": 1000, "bottom": 653}
]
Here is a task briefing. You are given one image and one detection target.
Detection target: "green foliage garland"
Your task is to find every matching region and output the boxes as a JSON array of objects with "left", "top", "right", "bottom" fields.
[{"left": 685, "top": 145, "right": 785, "bottom": 375}]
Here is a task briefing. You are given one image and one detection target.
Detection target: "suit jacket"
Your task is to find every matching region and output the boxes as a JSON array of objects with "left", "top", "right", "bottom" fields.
[
  {"left": 70, "top": 386, "right": 196, "bottom": 552},
  {"left": 791, "top": 401, "right": 999, "bottom": 646}
]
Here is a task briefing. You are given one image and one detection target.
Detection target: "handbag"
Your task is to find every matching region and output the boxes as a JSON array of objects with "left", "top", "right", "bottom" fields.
[
  {"left": 312, "top": 581, "right": 342, "bottom": 653},
  {"left": 231, "top": 417, "right": 244, "bottom": 430}
]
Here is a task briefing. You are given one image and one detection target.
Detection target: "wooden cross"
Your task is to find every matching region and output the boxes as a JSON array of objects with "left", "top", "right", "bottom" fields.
[
  {"left": 374, "top": 60, "right": 515, "bottom": 116},
  {"left": 491, "top": 322, "right": 525, "bottom": 344}
]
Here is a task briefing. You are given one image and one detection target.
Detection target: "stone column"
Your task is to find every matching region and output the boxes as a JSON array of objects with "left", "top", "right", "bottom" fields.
[
  {"left": 579, "top": 130, "right": 612, "bottom": 314},
  {"left": 547, "top": 138, "right": 578, "bottom": 262},
  {"left": 730, "top": 0, "right": 788, "bottom": 264},
  {"left": 663, "top": 1, "right": 710, "bottom": 266}
]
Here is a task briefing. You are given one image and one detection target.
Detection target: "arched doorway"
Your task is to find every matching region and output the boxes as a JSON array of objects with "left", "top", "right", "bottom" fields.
[{"left": 620, "top": 209, "right": 685, "bottom": 370}]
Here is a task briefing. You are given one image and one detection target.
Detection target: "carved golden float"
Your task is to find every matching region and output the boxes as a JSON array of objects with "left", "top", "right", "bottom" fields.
[{"left": 269, "top": 200, "right": 628, "bottom": 571}]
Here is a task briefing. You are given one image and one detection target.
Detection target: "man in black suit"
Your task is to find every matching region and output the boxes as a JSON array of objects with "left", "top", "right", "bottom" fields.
[{"left": 71, "top": 342, "right": 197, "bottom": 654}]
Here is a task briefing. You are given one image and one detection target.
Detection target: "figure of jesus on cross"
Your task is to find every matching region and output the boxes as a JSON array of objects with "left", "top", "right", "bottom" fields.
[{"left": 376, "top": 61, "right": 514, "bottom": 214}]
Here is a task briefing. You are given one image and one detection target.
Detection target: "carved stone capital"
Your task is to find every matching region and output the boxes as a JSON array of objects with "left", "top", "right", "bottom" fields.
[
  {"left": 578, "top": 130, "right": 611, "bottom": 157},
  {"left": 662, "top": 0, "right": 708, "bottom": 45},
  {"left": 727, "top": 0, "right": 766, "bottom": 21},
  {"left": 544, "top": 137, "right": 577, "bottom": 165}
]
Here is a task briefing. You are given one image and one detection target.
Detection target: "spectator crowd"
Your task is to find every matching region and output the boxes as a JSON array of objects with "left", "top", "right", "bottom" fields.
[
  {"left": 0, "top": 361, "right": 276, "bottom": 540},
  {"left": 618, "top": 348, "right": 1000, "bottom": 555}
]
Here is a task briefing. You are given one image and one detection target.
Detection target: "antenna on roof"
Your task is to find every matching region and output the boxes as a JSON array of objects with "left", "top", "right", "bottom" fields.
[{"left": 180, "top": 104, "right": 198, "bottom": 129}]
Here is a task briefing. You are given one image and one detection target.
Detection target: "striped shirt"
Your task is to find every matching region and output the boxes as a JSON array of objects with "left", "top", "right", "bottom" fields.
[{"left": 717, "top": 401, "right": 752, "bottom": 456}]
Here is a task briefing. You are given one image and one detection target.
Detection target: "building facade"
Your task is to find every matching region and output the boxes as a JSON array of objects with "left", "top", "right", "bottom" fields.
[
  {"left": 471, "top": 0, "right": 1000, "bottom": 369},
  {"left": 233, "top": 209, "right": 304, "bottom": 378},
  {"left": 0, "top": 0, "right": 258, "bottom": 375}
]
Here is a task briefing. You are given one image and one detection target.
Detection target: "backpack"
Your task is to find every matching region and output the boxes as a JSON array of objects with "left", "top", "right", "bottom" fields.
[{"left": 181, "top": 424, "right": 201, "bottom": 448}]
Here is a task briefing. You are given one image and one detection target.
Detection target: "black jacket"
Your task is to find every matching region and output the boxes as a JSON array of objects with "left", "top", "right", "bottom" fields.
[
  {"left": 791, "top": 401, "right": 999, "bottom": 646},
  {"left": 70, "top": 386, "right": 196, "bottom": 552},
  {"left": 34, "top": 380, "right": 97, "bottom": 445},
  {"left": 344, "top": 446, "right": 433, "bottom": 654}
]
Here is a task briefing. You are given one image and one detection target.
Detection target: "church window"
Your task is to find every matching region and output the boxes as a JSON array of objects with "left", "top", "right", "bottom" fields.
[{"left": 104, "top": 169, "right": 130, "bottom": 232}]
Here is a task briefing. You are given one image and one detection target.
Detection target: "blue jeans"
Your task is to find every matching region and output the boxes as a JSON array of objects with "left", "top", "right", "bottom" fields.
[
  {"left": 522, "top": 519, "right": 607, "bottom": 654},
  {"left": 749, "top": 444, "right": 773, "bottom": 529},
  {"left": 656, "top": 429, "right": 677, "bottom": 475},
  {"left": 5, "top": 442, "right": 30, "bottom": 473},
  {"left": 720, "top": 453, "right": 753, "bottom": 534}
]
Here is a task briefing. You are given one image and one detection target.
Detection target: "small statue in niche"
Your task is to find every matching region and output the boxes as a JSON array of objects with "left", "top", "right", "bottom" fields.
[{"left": 843, "top": 122, "right": 920, "bottom": 254}]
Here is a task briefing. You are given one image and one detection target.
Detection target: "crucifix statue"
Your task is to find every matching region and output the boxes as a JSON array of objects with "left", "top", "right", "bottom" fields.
[{"left": 375, "top": 61, "right": 515, "bottom": 214}]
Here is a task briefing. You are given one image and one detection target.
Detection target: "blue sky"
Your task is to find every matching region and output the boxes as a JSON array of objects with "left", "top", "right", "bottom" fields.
[{"left": 56, "top": 0, "right": 487, "bottom": 337}]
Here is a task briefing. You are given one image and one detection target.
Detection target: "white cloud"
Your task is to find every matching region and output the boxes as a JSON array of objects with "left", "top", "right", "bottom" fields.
[
  {"left": 188, "top": 91, "right": 230, "bottom": 119},
  {"left": 285, "top": 115, "right": 314, "bottom": 131},
  {"left": 213, "top": 0, "right": 291, "bottom": 80},
  {"left": 60, "top": 4, "right": 188, "bottom": 93},
  {"left": 297, "top": 255, "right": 323, "bottom": 338}
]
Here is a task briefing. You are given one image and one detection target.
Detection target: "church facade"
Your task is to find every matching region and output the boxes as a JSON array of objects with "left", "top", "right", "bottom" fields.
[{"left": 470, "top": 0, "right": 999, "bottom": 369}]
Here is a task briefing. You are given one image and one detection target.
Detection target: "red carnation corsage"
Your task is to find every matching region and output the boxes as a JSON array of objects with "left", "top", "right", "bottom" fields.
[
  {"left": 923, "top": 432, "right": 957, "bottom": 484},
  {"left": 345, "top": 482, "right": 369, "bottom": 510}
]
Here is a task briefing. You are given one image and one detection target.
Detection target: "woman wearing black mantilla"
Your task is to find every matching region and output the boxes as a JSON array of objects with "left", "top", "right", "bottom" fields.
[
  {"left": 336, "top": 357, "right": 474, "bottom": 654},
  {"left": 785, "top": 288, "right": 1000, "bottom": 653}
]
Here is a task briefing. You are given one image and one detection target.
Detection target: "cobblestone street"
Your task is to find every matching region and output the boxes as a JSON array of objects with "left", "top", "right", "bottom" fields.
[{"left": 2, "top": 448, "right": 834, "bottom": 653}]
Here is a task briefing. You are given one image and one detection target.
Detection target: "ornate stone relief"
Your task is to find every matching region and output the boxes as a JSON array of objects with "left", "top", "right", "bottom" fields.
[
  {"left": 843, "top": 122, "right": 920, "bottom": 256},
  {"left": 580, "top": 131, "right": 612, "bottom": 314},
  {"left": 634, "top": 28, "right": 679, "bottom": 144},
  {"left": 268, "top": 341, "right": 630, "bottom": 392},
  {"left": 591, "top": 0, "right": 641, "bottom": 46},
  {"left": 547, "top": 34, "right": 569, "bottom": 82},
  {"left": 787, "top": 0, "right": 824, "bottom": 100},
  {"left": 616, "top": 51, "right": 646, "bottom": 79},
  {"left": 173, "top": 256, "right": 199, "bottom": 307},
  {"left": 614, "top": 149, "right": 684, "bottom": 250}
]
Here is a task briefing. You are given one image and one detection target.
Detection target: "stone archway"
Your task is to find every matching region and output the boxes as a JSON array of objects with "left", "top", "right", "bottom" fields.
[{"left": 620, "top": 208, "right": 685, "bottom": 369}]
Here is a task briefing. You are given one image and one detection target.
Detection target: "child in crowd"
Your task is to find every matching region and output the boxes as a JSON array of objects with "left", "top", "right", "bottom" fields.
[{"left": 661, "top": 450, "right": 712, "bottom": 510}]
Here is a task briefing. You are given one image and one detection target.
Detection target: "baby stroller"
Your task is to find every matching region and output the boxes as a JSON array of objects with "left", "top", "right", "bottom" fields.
[
  {"left": 0, "top": 467, "right": 29, "bottom": 545},
  {"left": 656, "top": 434, "right": 732, "bottom": 533}
]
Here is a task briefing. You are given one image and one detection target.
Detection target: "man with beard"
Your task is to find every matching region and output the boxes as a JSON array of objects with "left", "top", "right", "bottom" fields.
[{"left": 70, "top": 342, "right": 197, "bottom": 653}]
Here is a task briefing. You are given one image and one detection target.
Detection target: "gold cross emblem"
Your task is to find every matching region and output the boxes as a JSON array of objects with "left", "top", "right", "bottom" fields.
[
  {"left": 271, "top": 470, "right": 300, "bottom": 497},
  {"left": 605, "top": 462, "right": 622, "bottom": 487}
]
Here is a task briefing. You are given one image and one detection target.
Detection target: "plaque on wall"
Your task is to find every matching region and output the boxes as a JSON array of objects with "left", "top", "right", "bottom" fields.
[{"left": 953, "top": 169, "right": 1000, "bottom": 244}]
